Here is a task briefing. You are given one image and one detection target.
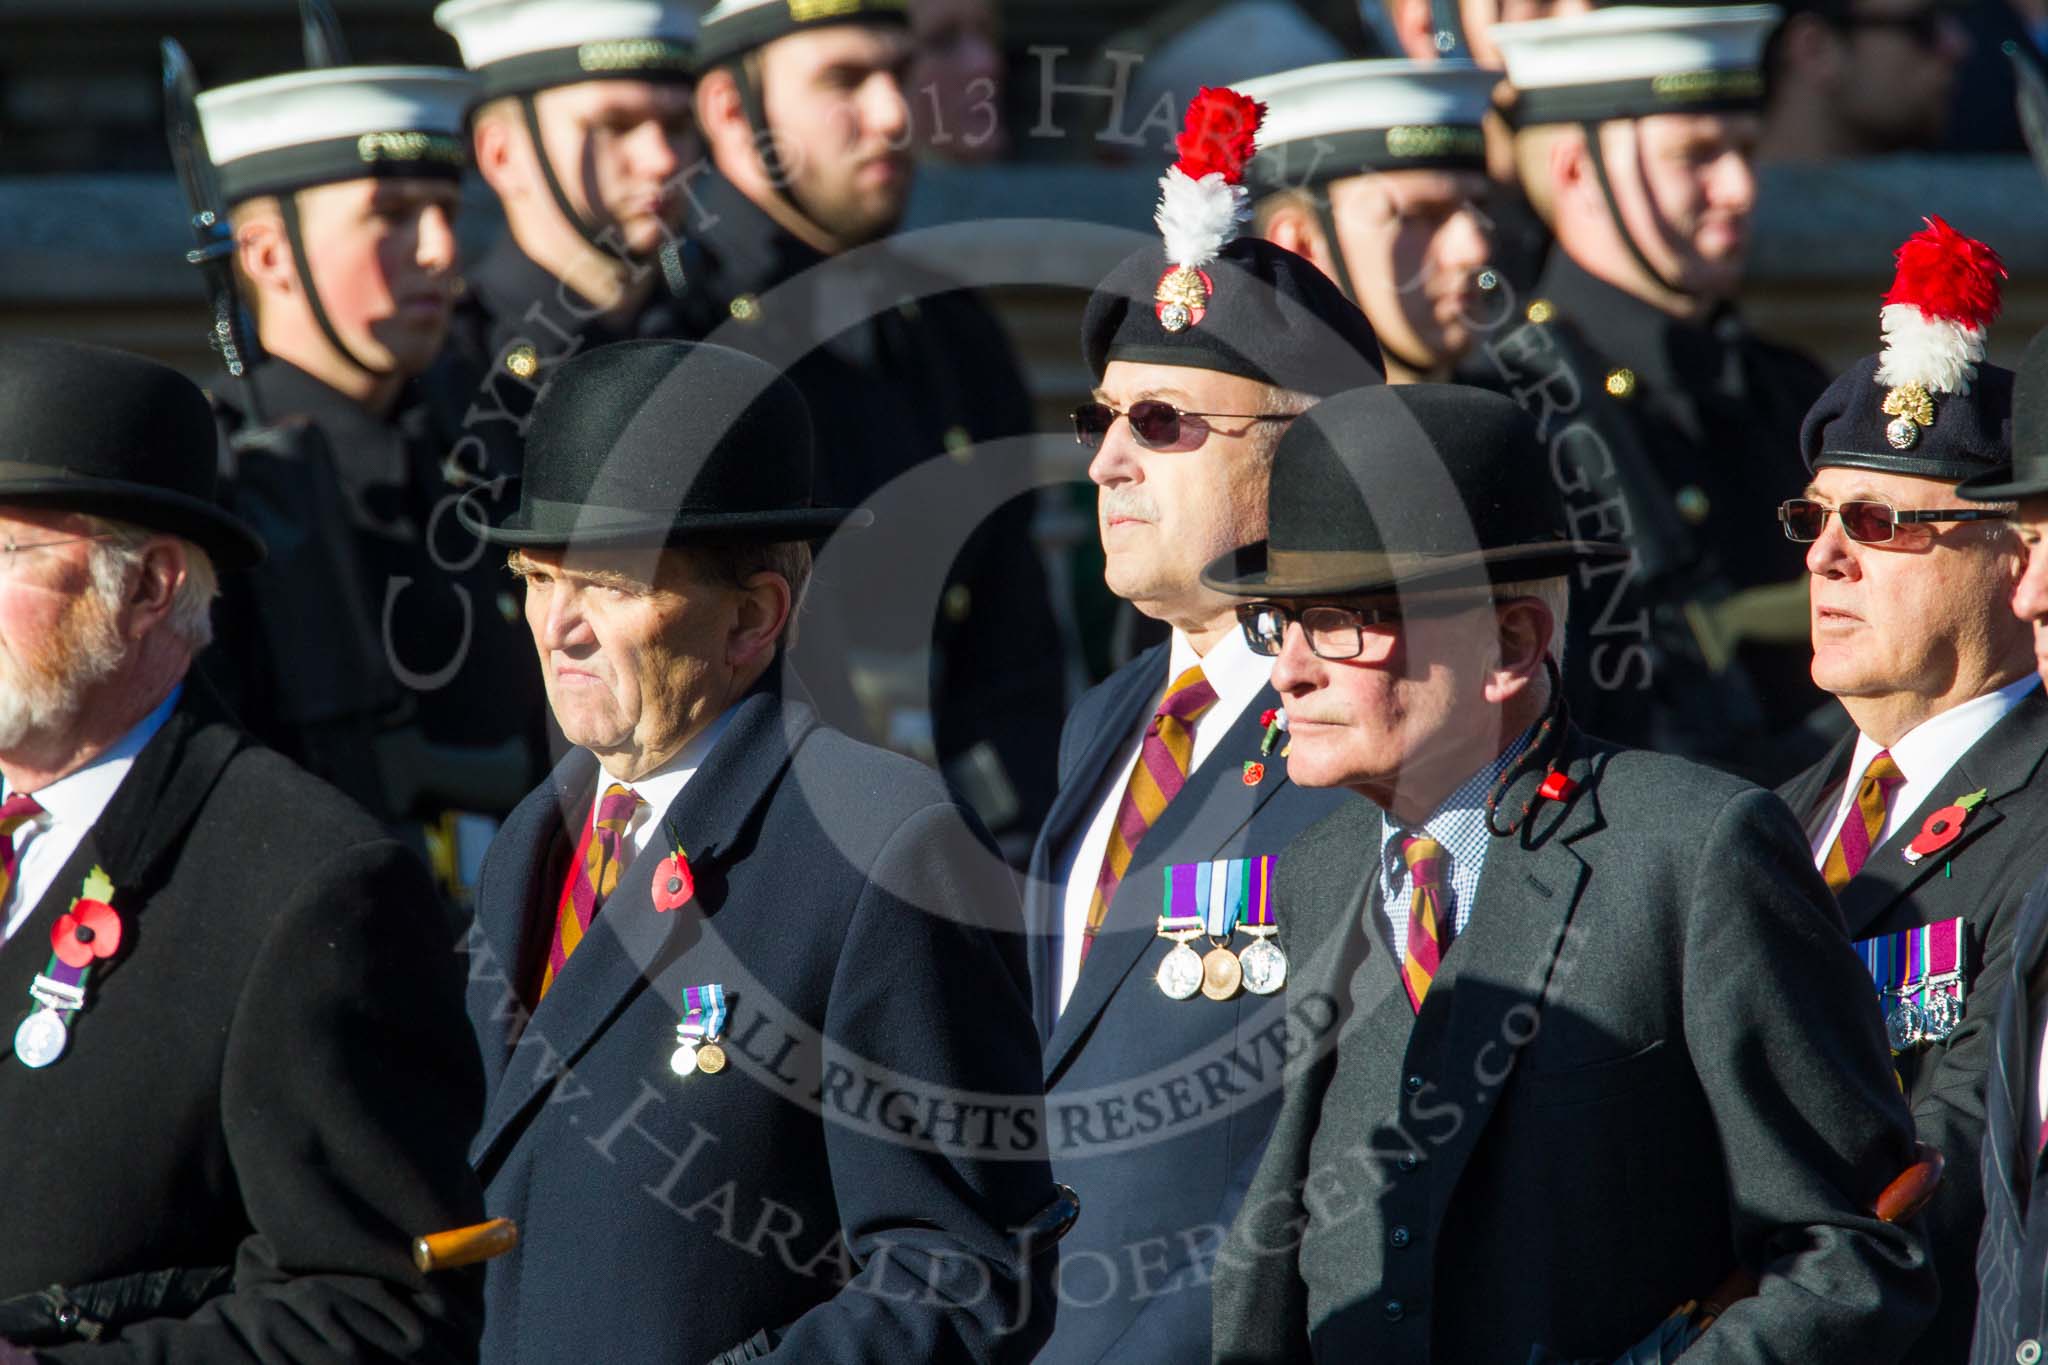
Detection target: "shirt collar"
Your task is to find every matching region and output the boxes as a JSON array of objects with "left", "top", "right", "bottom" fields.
[
  {"left": 1379, "top": 722, "right": 1537, "bottom": 857},
  {"left": 19, "top": 686, "right": 181, "bottom": 828},
  {"left": 1167, "top": 623, "right": 1270, "bottom": 720},
  {"left": 1851, "top": 673, "right": 2042, "bottom": 790},
  {"left": 608, "top": 704, "right": 739, "bottom": 824}
]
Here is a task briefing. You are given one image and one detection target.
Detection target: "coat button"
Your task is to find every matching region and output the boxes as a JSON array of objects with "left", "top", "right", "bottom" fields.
[
  {"left": 503, "top": 344, "right": 539, "bottom": 380},
  {"left": 1405, "top": 1074, "right": 1424, "bottom": 1093},
  {"left": 1399, "top": 1152, "right": 1420, "bottom": 1171},
  {"left": 2018, "top": 1341, "right": 2042, "bottom": 1365},
  {"left": 1526, "top": 299, "right": 1554, "bottom": 324},
  {"left": 1604, "top": 367, "right": 1637, "bottom": 399},
  {"left": 1385, "top": 1299, "right": 1404, "bottom": 1321},
  {"left": 729, "top": 294, "right": 761, "bottom": 322},
  {"left": 55, "top": 1304, "right": 79, "bottom": 1329},
  {"left": 1390, "top": 1226, "right": 1411, "bottom": 1248}
]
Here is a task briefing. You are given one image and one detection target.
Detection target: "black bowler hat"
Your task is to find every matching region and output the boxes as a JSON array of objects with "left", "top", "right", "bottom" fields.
[
  {"left": 1958, "top": 327, "right": 2048, "bottom": 502},
  {"left": 0, "top": 339, "right": 263, "bottom": 570},
  {"left": 461, "top": 340, "right": 871, "bottom": 547},
  {"left": 1802, "top": 216, "right": 2013, "bottom": 482},
  {"left": 1201, "top": 384, "right": 1629, "bottom": 597}
]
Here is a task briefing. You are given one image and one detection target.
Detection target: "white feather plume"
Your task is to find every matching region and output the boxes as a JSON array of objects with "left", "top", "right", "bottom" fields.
[
  {"left": 1875, "top": 302, "right": 1985, "bottom": 396},
  {"left": 1154, "top": 167, "right": 1248, "bottom": 270}
]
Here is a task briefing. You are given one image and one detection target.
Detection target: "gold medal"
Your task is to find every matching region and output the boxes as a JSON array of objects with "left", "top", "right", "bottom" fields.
[
  {"left": 696, "top": 1042, "right": 727, "bottom": 1074},
  {"left": 1201, "top": 944, "right": 1243, "bottom": 1000}
]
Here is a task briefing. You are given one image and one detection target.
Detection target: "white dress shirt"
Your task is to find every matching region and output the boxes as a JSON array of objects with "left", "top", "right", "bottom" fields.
[
  {"left": 595, "top": 707, "right": 738, "bottom": 866},
  {"left": 1811, "top": 674, "right": 2041, "bottom": 864},
  {"left": 1054, "top": 628, "right": 1271, "bottom": 1013},
  {"left": 2, "top": 687, "right": 180, "bottom": 943}
]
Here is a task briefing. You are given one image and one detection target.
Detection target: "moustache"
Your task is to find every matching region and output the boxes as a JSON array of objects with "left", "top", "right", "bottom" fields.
[{"left": 1100, "top": 490, "right": 1160, "bottom": 522}]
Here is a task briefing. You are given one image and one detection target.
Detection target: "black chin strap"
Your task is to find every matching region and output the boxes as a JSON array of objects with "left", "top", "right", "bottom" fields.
[
  {"left": 1310, "top": 191, "right": 1447, "bottom": 378},
  {"left": 726, "top": 57, "right": 829, "bottom": 241},
  {"left": 1581, "top": 119, "right": 1693, "bottom": 303},
  {"left": 520, "top": 93, "right": 637, "bottom": 258},
  {"left": 279, "top": 191, "right": 389, "bottom": 378}
]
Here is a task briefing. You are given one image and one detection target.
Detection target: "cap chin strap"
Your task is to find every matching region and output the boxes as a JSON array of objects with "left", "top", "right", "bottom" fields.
[
  {"left": 279, "top": 192, "right": 391, "bottom": 378},
  {"left": 1580, "top": 119, "right": 1693, "bottom": 304},
  {"left": 519, "top": 93, "right": 645, "bottom": 260},
  {"left": 1311, "top": 192, "right": 1439, "bottom": 379},
  {"left": 726, "top": 58, "right": 831, "bottom": 242}
]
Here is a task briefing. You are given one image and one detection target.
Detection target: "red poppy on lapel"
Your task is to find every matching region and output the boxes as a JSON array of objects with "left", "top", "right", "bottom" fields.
[
  {"left": 651, "top": 852, "right": 695, "bottom": 912},
  {"left": 1903, "top": 788, "right": 1988, "bottom": 865},
  {"left": 52, "top": 899, "right": 122, "bottom": 969}
]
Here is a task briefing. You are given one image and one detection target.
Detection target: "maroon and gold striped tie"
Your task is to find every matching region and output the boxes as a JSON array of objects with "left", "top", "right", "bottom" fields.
[
  {"left": 1821, "top": 751, "right": 1905, "bottom": 893},
  {"left": 1079, "top": 665, "right": 1218, "bottom": 963},
  {"left": 0, "top": 793, "right": 44, "bottom": 917},
  {"left": 539, "top": 783, "right": 642, "bottom": 1001},
  {"left": 1400, "top": 834, "right": 1449, "bottom": 1013}
]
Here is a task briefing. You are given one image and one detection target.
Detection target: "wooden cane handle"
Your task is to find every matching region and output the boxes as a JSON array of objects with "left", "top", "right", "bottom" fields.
[
  {"left": 412, "top": 1218, "right": 518, "bottom": 1272},
  {"left": 1875, "top": 1142, "right": 1944, "bottom": 1225}
]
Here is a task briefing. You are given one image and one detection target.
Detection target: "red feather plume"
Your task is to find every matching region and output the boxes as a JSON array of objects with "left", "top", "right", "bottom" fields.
[
  {"left": 1883, "top": 215, "right": 2007, "bottom": 330},
  {"left": 1172, "top": 87, "right": 1266, "bottom": 185}
]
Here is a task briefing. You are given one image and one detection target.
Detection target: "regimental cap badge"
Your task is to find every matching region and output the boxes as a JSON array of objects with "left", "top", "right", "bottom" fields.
[
  {"left": 1875, "top": 216, "right": 2007, "bottom": 451},
  {"left": 1151, "top": 87, "right": 1265, "bottom": 335}
]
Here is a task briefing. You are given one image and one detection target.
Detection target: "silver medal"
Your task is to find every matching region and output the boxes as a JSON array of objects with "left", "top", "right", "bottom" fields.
[
  {"left": 1919, "top": 989, "right": 1962, "bottom": 1042},
  {"left": 13, "top": 1009, "right": 68, "bottom": 1069},
  {"left": 1156, "top": 940, "right": 1204, "bottom": 1000},
  {"left": 1239, "top": 935, "right": 1289, "bottom": 995},
  {"left": 1885, "top": 997, "right": 1926, "bottom": 1051},
  {"left": 669, "top": 1041, "right": 700, "bottom": 1077}
]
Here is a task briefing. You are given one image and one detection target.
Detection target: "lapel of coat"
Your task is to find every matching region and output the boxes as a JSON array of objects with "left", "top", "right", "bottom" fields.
[
  {"left": 1985, "top": 874, "right": 2048, "bottom": 1225},
  {"left": 1042, "top": 682, "right": 1294, "bottom": 1083},
  {"left": 1404, "top": 732, "right": 1605, "bottom": 1238},
  {"left": 1779, "top": 725, "right": 1855, "bottom": 844},
  {"left": 1836, "top": 687, "right": 2048, "bottom": 940},
  {"left": 471, "top": 691, "right": 814, "bottom": 1167},
  {"left": 1023, "top": 645, "right": 1167, "bottom": 1042},
  {"left": 0, "top": 698, "right": 242, "bottom": 1016}
]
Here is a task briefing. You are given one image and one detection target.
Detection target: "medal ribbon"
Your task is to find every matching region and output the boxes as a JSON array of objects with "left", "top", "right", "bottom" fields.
[
  {"left": 1855, "top": 917, "right": 1966, "bottom": 1008},
  {"left": 1241, "top": 856, "right": 1276, "bottom": 929},
  {"left": 678, "top": 983, "right": 728, "bottom": 1042},
  {"left": 1204, "top": 858, "right": 1245, "bottom": 939},
  {"left": 1159, "top": 863, "right": 1205, "bottom": 934}
]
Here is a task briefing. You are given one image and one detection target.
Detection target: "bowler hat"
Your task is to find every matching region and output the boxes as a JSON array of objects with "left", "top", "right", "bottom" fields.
[
  {"left": 1958, "top": 327, "right": 2048, "bottom": 501},
  {"left": 1201, "top": 384, "right": 1628, "bottom": 597},
  {"left": 0, "top": 338, "right": 263, "bottom": 570},
  {"left": 461, "top": 340, "right": 871, "bottom": 547}
]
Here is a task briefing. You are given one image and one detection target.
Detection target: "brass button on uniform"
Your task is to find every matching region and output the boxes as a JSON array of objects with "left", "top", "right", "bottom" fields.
[
  {"left": 1604, "top": 368, "right": 1637, "bottom": 400},
  {"left": 504, "top": 344, "right": 539, "bottom": 380},
  {"left": 729, "top": 294, "right": 760, "bottom": 322},
  {"left": 1525, "top": 299, "right": 1554, "bottom": 325},
  {"left": 944, "top": 425, "right": 973, "bottom": 462},
  {"left": 1675, "top": 485, "right": 1710, "bottom": 525},
  {"left": 943, "top": 583, "right": 972, "bottom": 623}
]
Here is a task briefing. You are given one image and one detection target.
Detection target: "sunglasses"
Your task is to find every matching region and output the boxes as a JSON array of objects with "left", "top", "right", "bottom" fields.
[
  {"left": 1070, "top": 400, "right": 1296, "bottom": 450},
  {"left": 1777, "top": 498, "right": 2009, "bottom": 544}
]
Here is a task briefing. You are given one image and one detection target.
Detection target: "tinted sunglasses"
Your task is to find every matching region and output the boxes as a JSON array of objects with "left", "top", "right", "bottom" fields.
[
  {"left": 1070, "top": 400, "right": 1296, "bottom": 450},
  {"left": 1777, "top": 498, "right": 2009, "bottom": 544}
]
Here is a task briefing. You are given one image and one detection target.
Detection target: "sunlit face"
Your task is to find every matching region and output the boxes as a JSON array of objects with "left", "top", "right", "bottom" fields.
[
  {"left": 0, "top": 508, "right": 125, "bottom": 751},
  {"left": 1327, "top": 168, "right": 1494, "bottom": 373},
  {"left": 292, "top": 176, "right": 463, "bottom": 376},
  {"left": 757, "top": 23, "right": 917, "bottom": 245},
  {"left": 1597, "top": 111, "right": 1760, "bottom": 301},
  {"left": 1804, "top": 466, "right": 2028, "bottom": 707},
  {"left": 513, "top": 545, "right": 738, "bottom": 773},
  {"left": 1267, "top": 596, "right": 1511, "bottom": 804},
  {"left": 2003, "top": 495, "right": 2048, "bottom": 686},
  {"left": 533, "top": 79, "right": 700, "bottom": 256},
  {"left": 1088, "top": 361, "right": 1298, "bottom": 627}
]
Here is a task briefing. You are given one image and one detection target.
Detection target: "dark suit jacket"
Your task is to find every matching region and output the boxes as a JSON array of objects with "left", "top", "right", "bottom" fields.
[
  {"left": 1022, "top": 642, "right": 1350, "bottom": 1363},
  {"left": 465, "top": 690, "right": 1055, "bottom": 1364},
  {"left": 0, "top": 694, "right": 486, "bottom": 1362},
  {"left": 1215, "top": 725, "right": 1934, "bottom": 1362},
  {"left": 1970, "top": 864, "right": 2048, "bottom": 1364},
  {"left": 1780, "top": 686, "right": 2048, "bottom": 1361}
]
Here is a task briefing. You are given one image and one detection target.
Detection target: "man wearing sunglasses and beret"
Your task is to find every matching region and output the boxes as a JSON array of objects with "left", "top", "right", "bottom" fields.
[
  {"left": 1022, "top": 88, "right": 1388, "bottom": 1363},
  {"left": 1775, "top": 219, "right": 2048, "bottom": 1363}
]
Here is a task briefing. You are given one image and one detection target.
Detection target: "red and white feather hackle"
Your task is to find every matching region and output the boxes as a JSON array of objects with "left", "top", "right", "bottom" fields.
[
  {"left": 1876, "top": 215, "right": 2007, "bottom": 398},
  {"left": 1152, "top": 87, "right": 1265, "bottom": 332}
]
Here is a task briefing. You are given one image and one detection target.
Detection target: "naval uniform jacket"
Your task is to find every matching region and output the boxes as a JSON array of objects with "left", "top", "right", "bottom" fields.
[
  {"left": 465, "top": 689, "right": 1056, "bottom": 1364},
  {"left": 1470, "top": 253, "right": 1829, "bottom": 779},
  {"left": 666, "top": 173, "right": 1066, "bottom": 853},
  {"left": 1213, "top": 724, "right": 1934, "bottom": 1363},
  {"left": 0, "top": 693, "right": 487, "bottom": 1362},
  {"left": 1022, "top": 641, "right": 1350, "bottom": 1363},
  {"left": 1779, "top": 688, "right": 2048, "bottom": 1362}
]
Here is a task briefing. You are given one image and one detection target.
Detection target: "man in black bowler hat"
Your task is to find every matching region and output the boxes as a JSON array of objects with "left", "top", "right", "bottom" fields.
[
  {"left": 660, "top": 0, "right": 1068, "bottom": 862},
  {"left": 1963, "top": 328, "right": 2048, "bottom": 1365},
  {"left": 1208, "top": 382, "right": 1934, "bottom": 1361},
  {"left": 457, "top": 338, "right": 1062, "bottom": 1364},
  {"left": 1774, "top": 217, "right": 2045, "bottom": 1364},
  {"left": 1480, "top": 4, "right": 1833, "bottom": 779},
  {"left": 0, "top": 338, "right": 487, "bottom": 1363},
  {"left": 190, "top": 49, "right": 544, "bottom": 892},
  {"left": 1021, "top": 85, "right": 1388, "bottom": 1360}
]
